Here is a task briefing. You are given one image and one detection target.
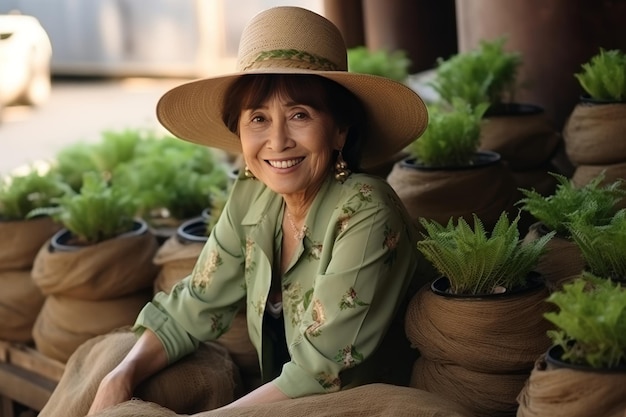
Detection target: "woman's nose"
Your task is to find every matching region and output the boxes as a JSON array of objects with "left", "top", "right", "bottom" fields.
[{"left": 266, "top": 119, "right": 293, "bottom": 151}]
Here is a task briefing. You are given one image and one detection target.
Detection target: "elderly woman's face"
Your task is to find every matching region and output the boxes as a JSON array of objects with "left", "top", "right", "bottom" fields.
[{"left": 239, "top": 95, "right": 346, "bottom": 198}]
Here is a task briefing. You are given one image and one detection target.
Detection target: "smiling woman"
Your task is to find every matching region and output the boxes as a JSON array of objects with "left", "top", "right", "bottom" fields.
[{"left": 39, "top": 7, "right": 440, "bottom": 417}]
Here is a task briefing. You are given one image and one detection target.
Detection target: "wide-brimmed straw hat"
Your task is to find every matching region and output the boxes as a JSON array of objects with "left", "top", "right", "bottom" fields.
[{"left": 156, "top": 6, "right": 428, "bottom": 169}]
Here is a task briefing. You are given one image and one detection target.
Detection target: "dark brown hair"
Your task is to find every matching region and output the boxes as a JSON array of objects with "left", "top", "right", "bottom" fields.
[{"left": 222, "top": 74, "right": 365, "bottom": 170}]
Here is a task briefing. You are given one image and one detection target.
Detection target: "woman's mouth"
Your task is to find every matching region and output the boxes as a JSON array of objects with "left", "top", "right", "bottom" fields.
[{"left": 266, "top": 158, "right": 304, "bottom": 169}]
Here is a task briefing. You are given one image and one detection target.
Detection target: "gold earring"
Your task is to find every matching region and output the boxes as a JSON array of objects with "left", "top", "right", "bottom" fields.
[
  {"left": 244, "top": 165, "right": 255, "bottom": 179},
  {"left": 334, "top": 151, "right": 351, "bottom": 183}
]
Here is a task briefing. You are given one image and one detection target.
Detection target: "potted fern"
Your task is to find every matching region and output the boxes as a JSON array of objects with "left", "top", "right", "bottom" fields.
[
  {"left": 563, "top": 48, "right": 626, "bottom": 199},
  {"left": 566, "top": 208, "right": 626, "bottom": 284},
  {"left": 517, "top": 274, "right": 626, "bottom": 417},
  {"left": 518, "top": 171, "right": 626, "bottom": 291},
  {"left": 404, "top": 211, "right": 554, "bottom": 416},
  {"left": 28, "top": 172, "right": 158, "bottom": 362},
  {"left": 387, "top": 101, "right": 518, "bottom": 232},
  {"left": 430, "top": 37, "right": 562, "bottom": 196},
  {"left": 0, "top": 169, "right": 66, "bottom": 342}
]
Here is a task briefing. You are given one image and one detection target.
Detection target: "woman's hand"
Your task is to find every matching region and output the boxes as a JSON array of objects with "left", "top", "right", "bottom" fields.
[
  {"left": 87, "top": 329, "right": 169, "bottom": 415},
  {"left": 87, "top": 368, "right": 134, "bottom": 415}
]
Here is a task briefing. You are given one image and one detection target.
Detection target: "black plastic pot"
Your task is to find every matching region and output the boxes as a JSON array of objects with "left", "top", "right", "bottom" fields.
[
  {"left": 430, "top": 271, "right": 544, "bottom": 299},
  {"left": 50, "top": 218, "right": 149, "bottom": 252},
  {"left": 545, "top": 344, "right": 626, "bottom": 373},
  {"left": 400, "top": 150, "right": 501, "bottom": 172},
  {"left": 176, "top": 216, "right": 209, "bottom": 244}
]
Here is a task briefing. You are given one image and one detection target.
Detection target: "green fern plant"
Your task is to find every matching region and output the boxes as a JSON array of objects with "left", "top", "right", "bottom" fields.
[
  {"left": 408, "top": 101, "right": 489, "bottom": 167},
  {"left": 417, "top": 212, "right": 554, "bottom": 295},
  {"left": 517, "top": 172, "right": 626, "bottom": 237},
  {"left": 27, "top": 172, "right": 138, "bottom": 245},
  {"left": 429, "top": 37, "right": 522, "bottom": 109},
  {"left": 347, "top": 46, "right": 411, "bottom": 82},
  {"left": 566, "top": 209, "right": 626, "bottom": 280},
  {"left": 0, "top": 169, "right": 68, "bottom": 221},
  {"left": 574, "top": 48, "right": 626, "bottom": 101},
  {"left": 545, "top": 273, "right": 626, "bottom": 369}
]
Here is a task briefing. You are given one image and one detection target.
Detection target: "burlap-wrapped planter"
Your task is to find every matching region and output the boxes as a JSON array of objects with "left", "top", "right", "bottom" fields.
[
  {"left": 32, "top": 222, "right": 159, "bottom": 300},
  {"left": 0, "top": 217, "right": 61, "bottom": 270},
  {"left": 91, "top": 383, "right": 474, "bottom": 417},
  {"left": 387, "top": 152, "right": 518, "bottom": 232},
  {"left": 405, "top": 277, "right": 553, "bottom": 417},
  {"left": 39, "top": 330, "right": 242, "bottom": 417},
  {"left": 517, "top": 354, "right": 626, "bottom": 417},
  {"left": 0, "top": 217, "right": 60, "bottom": 342},
  {"left": 411, "top": 358, "right": 529, "bottom": 417},
  {"left": 0, "top": 270, "right": 45, "bottom": 342},
  {"left": 563, "top": 101, "right": 626, "bottom": 166},
  {"left": 32, "top": 292, "right": 152, "bottom": 363},
  {"left": 523, "top": 223, "right": 586, "bottom": 292},
  {"left": 480, "top": 104, "right": 561, "bottom": 171}
]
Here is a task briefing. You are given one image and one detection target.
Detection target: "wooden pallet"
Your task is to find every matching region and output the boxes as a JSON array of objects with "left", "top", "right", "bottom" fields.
[{"left": 0, "top": 341, "right": 64, "bottom": 417}]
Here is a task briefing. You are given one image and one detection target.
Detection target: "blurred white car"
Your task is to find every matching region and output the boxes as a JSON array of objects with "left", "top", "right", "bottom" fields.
[{"left": 0, "top": 13, "right": 52, "bottom": 111}]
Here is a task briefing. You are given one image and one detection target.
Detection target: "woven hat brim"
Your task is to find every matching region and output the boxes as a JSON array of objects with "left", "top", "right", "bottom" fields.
[{"left": 156, "top": 68, "right": 428, "bottom": 169}]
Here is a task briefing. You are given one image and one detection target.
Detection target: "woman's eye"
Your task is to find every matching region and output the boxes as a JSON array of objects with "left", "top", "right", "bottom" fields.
[
  {"left": 251, "top": 115, "right": 265, "bottom": 123},
  {"left": 293, "top": 112, "right": 308, "bottom": 120}
]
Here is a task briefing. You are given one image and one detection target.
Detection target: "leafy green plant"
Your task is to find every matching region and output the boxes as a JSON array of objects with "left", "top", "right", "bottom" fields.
[
  {"left": 566, "top": 209, "right": 626, "bottom": 279},
  {"left": 517, "top": 172, "right": 626, "bottom": 237},
  {"left": 0, "top": 169, "right": 68, "bottom": 221},
  {"left": 347, "top": 46, "right": 411, "bottom": 82},
  {"left": 417, "top": 212, "right": 554, "bottom": 295},
  {"left": 574, "top": 48, "right": 626, "bottom": 101},
  {"left": 408, "top": 101, "right": 489, "bottom": 167},
  {"left": 89, "top": 129, "right": 143, "bottom": 176},
  {"left": 114, "top": 136, "right": 230, "bottom": 224},
  {"left": 27, "top": 172, "right": 138, "bottom": 245},
  {"left": 50, "top": 142, "right": 100, "bottom": 191},
  {"left": 429, "top": 37, "right": 522, "bottom": 109},
  {"left": 545, "top": 273, "right": 626, "bottom": 369}
]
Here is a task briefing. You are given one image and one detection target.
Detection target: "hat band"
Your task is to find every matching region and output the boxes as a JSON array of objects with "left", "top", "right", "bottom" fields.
[{"left": 244, "top": 49, "right": 341, "bottom": 72}]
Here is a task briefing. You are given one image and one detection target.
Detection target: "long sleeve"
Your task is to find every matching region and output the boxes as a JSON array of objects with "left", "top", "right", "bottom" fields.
[{"left": 133, "top": 191, "right": 248, "bottom": 364}]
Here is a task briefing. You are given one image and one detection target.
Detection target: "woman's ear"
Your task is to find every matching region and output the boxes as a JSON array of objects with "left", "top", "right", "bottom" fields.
[{"left": 334, "top": 125, "right": 349, "bottom": 149}]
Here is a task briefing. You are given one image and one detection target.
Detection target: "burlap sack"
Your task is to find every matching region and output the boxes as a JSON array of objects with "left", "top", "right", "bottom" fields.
[
  {"left": 405, "top": 282, "right": 553, "bottom": 373},
  {"left": 0, "top": 217, "right": 61, "bottom": 271},
  {"left": 39, "top": 330, "right": 242, "bottom": 417},
  {"left": 0, "top": 269, "right": 45, "bottom": 342},
  {"left": 404, "top": 281, "right": 553, "bottom": 416},
  {"left": 563, "top": 102, "right": 626, "bottom": 166},
  {"left": 411, "top": 357, "right": 528, "bottom": 417},
  {"left": 387, "top": 158, "right": 518, "bottom": 232},
  {"left": 152, "top": 234, "right": 203, "bottom": 295},
  {"left": 480, "top": 109, "right": 561, "bottom": 171},
  {"left": 91, "top": 383, "right": 475, "bottom": 417},
  {"left": 32, "top": 292, "right": 152, "bottom": 362},
  {"left": 32, "top": 228, "right": 159, "bottom": 300},
  {"left": 523, "top": 223, "right": 586, "bottom": 292},
  {"left": 517, "top": 356, "right": 626, "bottom": 417}
]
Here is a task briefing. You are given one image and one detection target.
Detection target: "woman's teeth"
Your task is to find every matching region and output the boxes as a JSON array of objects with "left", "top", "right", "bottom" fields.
[{"left": 268, "top": 158, "right": 302, "bottom": 168}]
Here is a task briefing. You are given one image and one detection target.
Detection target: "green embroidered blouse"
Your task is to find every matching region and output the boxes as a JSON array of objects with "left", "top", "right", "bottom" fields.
[{"left": 134, "top": 172, "right": 429, "bottom": 398}]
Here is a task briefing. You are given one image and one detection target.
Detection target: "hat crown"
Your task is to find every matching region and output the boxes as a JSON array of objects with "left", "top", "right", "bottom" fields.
[{"left": 236, "top": 7, "right": 348, "bottom": 73}]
